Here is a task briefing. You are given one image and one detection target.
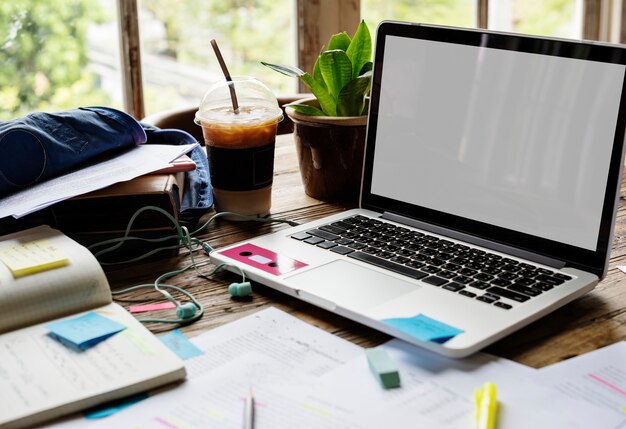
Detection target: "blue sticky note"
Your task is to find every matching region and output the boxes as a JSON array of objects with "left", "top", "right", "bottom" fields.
[
  {"left": 83, "top": 392, "right": 149, "bottom": 419},
  {"left": 159, "top": 329, "right": 204, "bottom": 360},
  {"left": 46, "top": 312, "right": 127, "bottom": 350},
  {"left": 382, "top": 314, "right": 464, "bottom": 344}
]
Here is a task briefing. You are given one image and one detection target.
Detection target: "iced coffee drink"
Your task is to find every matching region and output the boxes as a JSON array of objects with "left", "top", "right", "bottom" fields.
[{"left": 195, "top": 77, "right": 283, "bottom": 216}]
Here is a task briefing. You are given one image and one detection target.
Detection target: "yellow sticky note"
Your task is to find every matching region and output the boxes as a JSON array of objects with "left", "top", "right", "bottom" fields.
[{"left": 0, "top": 239, "right": 69, "bottom": 278}]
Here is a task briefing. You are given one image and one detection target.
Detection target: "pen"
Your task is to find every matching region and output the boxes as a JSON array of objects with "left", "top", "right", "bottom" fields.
[
  {"left": 243, "top": 387, "right": 254, "bottom": 429},
  {"left": 474, "top": 382, "right": 497, "bottom": 429}
]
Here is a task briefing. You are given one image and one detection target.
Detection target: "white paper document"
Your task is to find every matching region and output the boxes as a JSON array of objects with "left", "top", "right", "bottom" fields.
[
  {"left": 45, "top": 308, "right": 626, "bottom": 429},
  {"left": 0, "top": 143, "right": 198, "bottom": 219},
  {"left": 324, "top": 339, "right": 626, "bottom": 429},
  {"left": 537, "top": 342, "right": 626, "bottom": 419},
  {"left": 66, "top": 353, "right": 405, "bottom": 429},
  {"left": 46, "top": 307, "right": 396, "bottom": 429},
  {"left": 182, "top": 305, "right": 362, "bottom": 379}
]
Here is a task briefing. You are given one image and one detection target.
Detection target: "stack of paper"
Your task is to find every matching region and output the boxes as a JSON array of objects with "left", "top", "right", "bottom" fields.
[
  {"left": 0, "top": 143, "right": 197, "bottom": 219},
  {"left": 46, "top": 308, "right": 626, "bottom": 429}
]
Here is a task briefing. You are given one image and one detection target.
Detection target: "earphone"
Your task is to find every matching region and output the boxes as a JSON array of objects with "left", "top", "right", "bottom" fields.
[
  {"left": 228, "top": 281, "right": 253, "bottom": 297},
  {"left": 111, "top": 283, "right": 204, "bottom": 323},
  {"left": 92, "top": 206, "right": 298, "bottom": 324}
]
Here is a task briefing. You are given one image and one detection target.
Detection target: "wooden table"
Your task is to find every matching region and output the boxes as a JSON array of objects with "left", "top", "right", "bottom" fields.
[{"left": 104, "top": 133, "right": 626, "bottom": 369}]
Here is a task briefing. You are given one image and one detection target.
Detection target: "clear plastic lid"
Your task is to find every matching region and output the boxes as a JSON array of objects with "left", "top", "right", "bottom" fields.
[{"left": 195, "top": 76, "right": 283, "bottom": 126}]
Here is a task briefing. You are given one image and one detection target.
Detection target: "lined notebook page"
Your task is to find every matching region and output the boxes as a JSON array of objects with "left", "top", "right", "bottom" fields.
[{"left": 0, "top": 302, "right": 186, "bottom": 428}]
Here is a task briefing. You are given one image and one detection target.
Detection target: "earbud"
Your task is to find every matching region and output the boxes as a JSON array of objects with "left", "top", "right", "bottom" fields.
[
  {"left": 175, "top": 302, "right": 197, "bottom": 319},
  {"left": 228, "top": 281, "right": 252, "bottom": 297}
]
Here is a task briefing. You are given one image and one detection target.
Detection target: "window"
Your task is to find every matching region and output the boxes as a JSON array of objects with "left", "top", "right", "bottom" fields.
[
  {"left": 0, "top": 0, "right": 122, "bottom": 120},
  {"left": 489, "top": 0, "right": 582, "bottom": 39},
  {"left": 362, "top": 0, "right": 476, "bottom": 31},
  {"left": 361, "top": 0, "right": 585, "bottom": 39},
  {"left": 137, "top": 0, "right": 296, "bottom": 117},
  {"left": 2, "top": 0, "right": 623, "bottom": 120}
]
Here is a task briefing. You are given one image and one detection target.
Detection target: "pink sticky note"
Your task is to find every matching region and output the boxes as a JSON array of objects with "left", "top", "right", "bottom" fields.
[
  {"left": 219, "top": 243, "right": 307, "bottom": 276},
  {"left": 129, "top": 302, "right": 176, "bottom": 314}
]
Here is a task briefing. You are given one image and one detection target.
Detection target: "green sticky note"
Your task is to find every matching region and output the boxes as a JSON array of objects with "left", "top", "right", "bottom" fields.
[{"left": 365, "top": 347, "right": 401, "bottom": 389}]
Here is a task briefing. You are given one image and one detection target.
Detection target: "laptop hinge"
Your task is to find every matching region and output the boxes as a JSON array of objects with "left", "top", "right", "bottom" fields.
[{"left": 381, "top": 212, "right": 567, "bottom": 269}]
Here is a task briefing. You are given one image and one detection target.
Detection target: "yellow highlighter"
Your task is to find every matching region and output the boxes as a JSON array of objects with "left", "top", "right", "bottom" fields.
[{"left": 474, "top": 382, "right": 498, "bottom": 429}]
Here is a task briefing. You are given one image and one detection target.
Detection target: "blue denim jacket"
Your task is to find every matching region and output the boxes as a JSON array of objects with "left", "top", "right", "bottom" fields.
[
  {"left": 141, "top": 123, "right": 213, "bottom": 222},
  {"left": 0, "top": 107, "right": 212, "bottom": 222}
]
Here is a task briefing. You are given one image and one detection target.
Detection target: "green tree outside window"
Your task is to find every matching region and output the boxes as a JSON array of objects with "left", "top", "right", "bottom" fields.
[{"left": 0, "top": 0, "right": 111, "bottom": 120}]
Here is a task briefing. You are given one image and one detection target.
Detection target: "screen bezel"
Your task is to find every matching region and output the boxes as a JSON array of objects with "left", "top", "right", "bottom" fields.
[{"left": 361, "top": 22, "right": 626, "bottom": 277}]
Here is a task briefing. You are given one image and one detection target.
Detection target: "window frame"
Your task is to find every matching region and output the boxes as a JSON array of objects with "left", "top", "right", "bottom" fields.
[
  {"left": 118, "top": 0, "right": 144, "bottom": 120},
  {"left": 117, "top": 0, "right": 623, "bottom": 119}
]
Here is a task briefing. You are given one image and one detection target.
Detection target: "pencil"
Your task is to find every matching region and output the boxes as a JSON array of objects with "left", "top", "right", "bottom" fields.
[{"left": 243, "top": 387, "right": 254, "bottom": 429}]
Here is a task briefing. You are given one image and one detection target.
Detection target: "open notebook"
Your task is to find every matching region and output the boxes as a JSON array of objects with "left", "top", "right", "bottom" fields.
[
  {"left": 0, "top": 226, "right": 185, "bottom": 428},
  {"left": 212, "top": 22, "right": 626, "bottom": 357}
]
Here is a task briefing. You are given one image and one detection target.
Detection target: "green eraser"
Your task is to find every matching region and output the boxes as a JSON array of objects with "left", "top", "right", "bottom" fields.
[{"left": 365, "top": 347, "right": 401, "bottom": 389}]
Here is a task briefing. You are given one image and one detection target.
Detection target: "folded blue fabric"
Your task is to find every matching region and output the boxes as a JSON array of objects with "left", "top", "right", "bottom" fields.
[
  {"left": 0, "top": 107, "right": 145, "bottom": 196},
  {"left": 141, "top": 123, "right": 213, "bottom": 221},
  {"left": 0, "top": 106, "right": 212, "bottom": 224}
]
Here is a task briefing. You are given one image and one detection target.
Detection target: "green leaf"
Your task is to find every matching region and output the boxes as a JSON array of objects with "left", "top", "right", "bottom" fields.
[
  {"left": 261, "top": 62, "right": 305, "bottom": 78},
  {"left": 327, "top": 32, "right": 351, "bottom": 51},
  {"left": 262, "top": 61, "right": 335, "bottom": 115},
  {"left": 346, "top": 20, "right": 372, "bottom": 79},
  {"left": 361, "top": 97, "right": 370, "bottom": 116},
  {"left": 312, "top": 57, "right": 327, "bottom": 92},
  {"left": 285, "top": 103, "right": 326, "bottom": 116},
  {"left": 299, "top": 72, "right": 337, "bottom": 116},
  {"left": 319, "top": 50, "right": 352, "bottom": 101},
  {"left": 358, "top": 61, "right": 373, "bottom": 76},
  {"left": 337, "top": 70, "right": 372, "bottom": 116}
]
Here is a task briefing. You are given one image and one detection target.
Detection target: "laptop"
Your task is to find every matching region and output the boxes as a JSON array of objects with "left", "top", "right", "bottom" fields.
[{"left": 211, "top": 22, "right": 626, "bottom": 357}]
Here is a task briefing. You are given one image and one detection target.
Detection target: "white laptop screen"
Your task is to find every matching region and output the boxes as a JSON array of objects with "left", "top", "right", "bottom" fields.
[{"left": 370, "top": 34, "right": 625, "bottom": 251}]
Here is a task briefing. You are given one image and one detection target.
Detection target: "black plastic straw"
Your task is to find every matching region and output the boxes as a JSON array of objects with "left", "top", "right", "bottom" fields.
[{"left": 210, "top": 39, "right": 239, "bottom": 114}]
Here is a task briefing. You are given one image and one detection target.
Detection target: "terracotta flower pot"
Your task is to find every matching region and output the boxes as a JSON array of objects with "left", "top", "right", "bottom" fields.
[{"left": 286, "top": 98, "right": 367, "bottom": 201}]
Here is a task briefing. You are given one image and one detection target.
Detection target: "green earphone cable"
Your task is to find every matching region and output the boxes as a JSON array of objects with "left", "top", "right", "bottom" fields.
[
  {"left": 88, "top": 206, "right": 299, "bottom": 263},
  {"left": 90, "top": 205, "right": 288, "bottom": 324}
]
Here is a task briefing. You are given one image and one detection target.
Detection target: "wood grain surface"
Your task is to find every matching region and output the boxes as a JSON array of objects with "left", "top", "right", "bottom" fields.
[{"left": 104, "top": 134, "right": 626, "bottom": 368}]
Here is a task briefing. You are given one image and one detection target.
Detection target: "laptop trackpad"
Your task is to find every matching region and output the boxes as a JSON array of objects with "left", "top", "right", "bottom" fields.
[{"left": 286, "top": 260, "right": 419, "bottom": 313}]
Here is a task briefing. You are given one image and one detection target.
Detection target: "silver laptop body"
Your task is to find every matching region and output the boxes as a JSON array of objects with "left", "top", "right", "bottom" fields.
[{"left": 211, "top": 22, "right": 626, "bottom": 357}]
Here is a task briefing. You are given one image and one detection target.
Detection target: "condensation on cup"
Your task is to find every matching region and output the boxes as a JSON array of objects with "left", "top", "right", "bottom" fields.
[{"left": 194, "top": 76, "right": 283, "bottom": 217}]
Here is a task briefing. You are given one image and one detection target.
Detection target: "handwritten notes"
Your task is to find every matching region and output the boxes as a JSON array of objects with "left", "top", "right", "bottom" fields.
[
  {"left": 0, "top": 302, "right": 185, "bottom": 428},
  {"left": 0, "top": 238, "right": 69, "bottom": 278},
  {"left": 46, "top": 312, "right": 126, "bottom": 350}
]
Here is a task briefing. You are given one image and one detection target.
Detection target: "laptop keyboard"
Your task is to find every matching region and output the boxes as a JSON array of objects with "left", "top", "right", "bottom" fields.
[{"left": 290, "top": 215, "right": 573, "bottom": 310}]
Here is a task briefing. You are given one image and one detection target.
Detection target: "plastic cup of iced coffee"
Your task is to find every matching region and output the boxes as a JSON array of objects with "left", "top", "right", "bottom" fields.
[{"left": 194, "top": 76, "right": 283, "bottom": 217}]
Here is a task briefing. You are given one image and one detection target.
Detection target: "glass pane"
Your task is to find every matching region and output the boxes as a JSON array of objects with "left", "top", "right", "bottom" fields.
[
  {"left": 489, "top": 0, "right": 582, "bottom": 39},
  {"left": 138, "top": 0, "right": 296, "bottom": 117},
  {"left": 0, "top": 0, "right": 122, "bottom": 120},
  {"left": 362, "top": 0, "right": 476, "bottom": 35}
]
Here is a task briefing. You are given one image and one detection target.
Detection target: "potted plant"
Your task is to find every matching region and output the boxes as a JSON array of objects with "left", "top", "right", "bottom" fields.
[{"left": 262, "top": 20, "right": 372, "bottom": 201}]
